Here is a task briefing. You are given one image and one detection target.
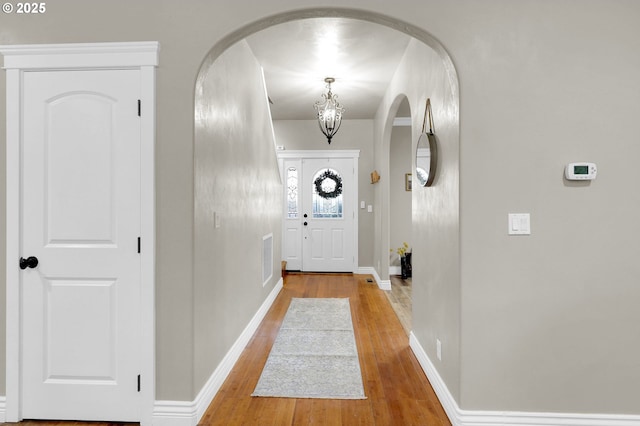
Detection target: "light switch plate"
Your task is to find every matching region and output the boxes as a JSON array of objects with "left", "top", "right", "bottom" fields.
[{"left": 508, "top": 213, "right": 530, "bottom": 235}]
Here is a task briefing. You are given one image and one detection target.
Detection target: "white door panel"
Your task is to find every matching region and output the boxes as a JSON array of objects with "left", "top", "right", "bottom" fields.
[
  {"left": 44, "top": 278, "right": 117, "bottom": 381},
  {"left": 302, "top": 157, "right": 354, "bottom": 272},
  {"left": 46, "top": 93, "right": 117, "bottom": 245},
  {"left": 284, "top": 227, "right": 301, "bottom": 261},
  {"left": 309, "top": 227, "right": 325, "bottom": 260},
  {"left": 282, "top": 159, "right": 302, "bottom": 270},
  {"left": 21, "top": 69, "right": 141, "bottom": 421}
]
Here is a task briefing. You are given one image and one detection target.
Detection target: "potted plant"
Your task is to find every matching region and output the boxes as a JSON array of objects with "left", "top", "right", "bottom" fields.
[{"left": 391, "top": 242, "right": 412, "bottom": 279}]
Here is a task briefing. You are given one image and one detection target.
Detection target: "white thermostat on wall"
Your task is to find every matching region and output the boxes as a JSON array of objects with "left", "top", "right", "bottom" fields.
[{"left": 565, "top": 162, "right": 597, "bottom": 180}]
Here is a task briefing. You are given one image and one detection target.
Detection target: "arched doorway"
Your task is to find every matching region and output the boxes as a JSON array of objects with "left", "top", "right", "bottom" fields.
[
  {"left": 192, "top": 13, "right": 460, "bottom": 423},
  {"left": 387, "top": 96, "right": 413, "bottom": 334},
  {"left": 194, "top": 6, "right": 458, "bottom": 285}
]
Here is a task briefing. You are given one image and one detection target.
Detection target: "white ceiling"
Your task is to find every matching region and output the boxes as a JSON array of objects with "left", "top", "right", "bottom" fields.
[{"left": 245, "top": 18, "right": 411, "bottom": 120}]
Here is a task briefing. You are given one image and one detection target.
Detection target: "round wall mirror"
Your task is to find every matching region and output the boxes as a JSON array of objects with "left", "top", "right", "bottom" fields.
[{"left": 416, "top": 132, "right": 437, "bottom": 187}]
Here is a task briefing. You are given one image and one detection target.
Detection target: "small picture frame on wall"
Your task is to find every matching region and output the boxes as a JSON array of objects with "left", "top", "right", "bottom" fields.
[{"left": 405, "top": 173, "right": 412, "bottom": 191}]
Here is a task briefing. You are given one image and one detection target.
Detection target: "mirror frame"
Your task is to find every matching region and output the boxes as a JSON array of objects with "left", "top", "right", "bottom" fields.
[{"left": 416, "top": 132, "right": 437, "bottom": 187}]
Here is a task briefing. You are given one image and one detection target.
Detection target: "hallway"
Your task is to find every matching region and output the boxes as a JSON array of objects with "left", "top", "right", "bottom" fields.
[
  {"left": 5, "top": 274, "right": 448, "bottom": 426},
  {"left": 200, "top": 273, "right": 449, "bottom": 425}
]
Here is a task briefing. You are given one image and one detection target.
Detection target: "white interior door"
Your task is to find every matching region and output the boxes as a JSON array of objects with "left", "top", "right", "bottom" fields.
[
  {"left": 20, "top": 69, "right": 142, "bottom": 421},
  {"left": 301, "top": 157, "right": 355, "bottom": 272}
]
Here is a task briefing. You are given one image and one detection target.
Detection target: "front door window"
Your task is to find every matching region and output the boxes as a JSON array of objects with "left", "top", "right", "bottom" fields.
[{"left": 312, "top": 168, "right": 343, "bottom": 219}]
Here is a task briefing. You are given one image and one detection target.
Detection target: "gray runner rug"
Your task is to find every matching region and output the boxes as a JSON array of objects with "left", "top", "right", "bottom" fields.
[{"left": 252, "top": 297, "right": 366, "bottom": 399}]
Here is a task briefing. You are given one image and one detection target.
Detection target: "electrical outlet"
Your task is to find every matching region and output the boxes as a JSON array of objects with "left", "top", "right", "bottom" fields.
[{"left": 436, "top": 339, "right": 442, "bottom": 361}]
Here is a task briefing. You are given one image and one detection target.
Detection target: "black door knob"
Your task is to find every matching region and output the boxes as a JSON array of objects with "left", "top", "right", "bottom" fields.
[
  {"left": 303, "top": 222, "right": 308, "bottom": 226},
  {"left": 20, "top": 256, "right": 38, "bottom": 270},
  {"left": 303, "top": 214, "right": 308, "bottom": 218}
]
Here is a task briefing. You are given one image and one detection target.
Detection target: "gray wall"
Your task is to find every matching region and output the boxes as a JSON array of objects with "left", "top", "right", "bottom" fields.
[
  {"left": 272, "top": 119, "right": 375, "bottom": 268},
  {"left": 0, "top": 0, "right": 639, "bottom": 416},
  {"left": 389, "top": 125, "right": 412, "bottom": 268},
  {"left": 193, "top": 40, "right": 282, "bottom": 396},
  {"left": 456, "top": 2, "right": 640, "bottom": 413},
  {"left": 374, "top": 37, "right": 462, "bottom": 402}
]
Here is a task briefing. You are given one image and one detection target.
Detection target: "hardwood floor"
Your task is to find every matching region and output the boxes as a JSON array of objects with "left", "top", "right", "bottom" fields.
[
  {"left": 385, "top": 276, "right": 412, "bottom": 335},
  {"left": 5, "top": 274, "right": 450, "bottom": 426},
  {"left": 200, "top": 273, "right": 450, "bottom": 425}
]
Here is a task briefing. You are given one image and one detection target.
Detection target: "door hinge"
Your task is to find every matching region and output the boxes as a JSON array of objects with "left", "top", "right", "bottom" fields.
[
  {"left": 137, "top": 374, "right": 141, "bottom": 392},
  {"left": 137, "top": 237, "right": 141, "bottom": 254},
  {"left": 137, "top": 99, "right": 141, "bottom": 117}
]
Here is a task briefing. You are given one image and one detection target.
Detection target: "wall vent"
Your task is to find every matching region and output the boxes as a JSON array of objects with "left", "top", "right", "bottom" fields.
[{"left": 262, "top": 233, "right": 273, "bottom": 287}]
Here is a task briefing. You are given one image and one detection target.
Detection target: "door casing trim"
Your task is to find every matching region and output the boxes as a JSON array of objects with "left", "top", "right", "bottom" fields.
[
  {"left": 1, "top": 41, "right": 158, "bottom": 425},
  {"left": 277, "top": 150, "right": 360, "bottom": 273}
]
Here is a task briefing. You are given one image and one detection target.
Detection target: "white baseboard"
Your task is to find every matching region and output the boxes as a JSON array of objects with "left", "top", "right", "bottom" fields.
[
  {"left": 0, "top": 396, "right": 6, "bottom": 422},
  {"left": 409, "top": 332, "right": 640, "bottom": 426},
  {"left": 152, "top": 277, "right": 283, "bottom": 426},
  {"left": 152, "top": 400, "right": 197, "bottom": 426},
  {"left": 357, "top": 266, "right": 390, "bottom": 290},
  {"left": 389, "top": 265, "right": 401, "bottom": 276},
  {"left": 356, "top": 266, "right": 374, "bottom": 275}
]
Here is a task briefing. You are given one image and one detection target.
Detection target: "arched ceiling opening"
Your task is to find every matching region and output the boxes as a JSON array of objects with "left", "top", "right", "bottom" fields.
[
  {"left": 196, "top": 8, "right": 458, "bottom": 123},
  {"left": 245, "top": 18, "right": 411, "bottom": 120}
]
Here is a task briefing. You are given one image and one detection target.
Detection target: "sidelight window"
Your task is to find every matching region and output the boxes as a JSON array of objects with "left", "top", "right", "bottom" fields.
[{"left": 286, "top": 167, "right": 298, "bottom": 218}]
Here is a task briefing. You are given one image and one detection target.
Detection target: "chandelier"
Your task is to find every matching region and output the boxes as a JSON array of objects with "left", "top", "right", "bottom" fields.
[{"left": 314, "top": 77, "right": 345, "bottom": 144}]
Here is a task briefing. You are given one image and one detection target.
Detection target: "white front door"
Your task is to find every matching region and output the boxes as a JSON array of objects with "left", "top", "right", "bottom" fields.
[
  {"left": 302, "top": 157, "right": 355, "bottom": 272},
  {"left": 280, "top": 153, "right": 358, "bottom": 273},
  {"left": 20, "top": 69, "right": 142, "bottom": 421}
]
